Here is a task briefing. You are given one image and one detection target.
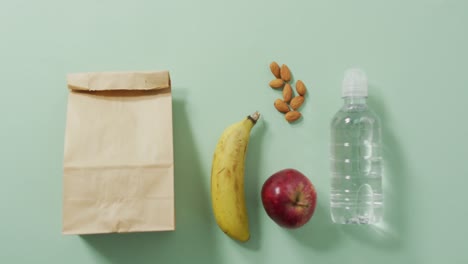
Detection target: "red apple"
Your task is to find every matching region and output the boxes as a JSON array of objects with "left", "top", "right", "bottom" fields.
[{"left": 261, "top": 168, "right": 317, "bottom": 228}]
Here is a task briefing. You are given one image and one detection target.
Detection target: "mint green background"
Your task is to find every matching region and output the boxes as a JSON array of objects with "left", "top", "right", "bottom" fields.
[{"left": 1, "top": 0, "right": 467, "bottom": 263}]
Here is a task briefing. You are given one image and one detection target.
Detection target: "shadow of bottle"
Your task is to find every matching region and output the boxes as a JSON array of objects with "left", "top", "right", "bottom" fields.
[{"left": 340, "top": 86, "right": 409, "bottom": 250}]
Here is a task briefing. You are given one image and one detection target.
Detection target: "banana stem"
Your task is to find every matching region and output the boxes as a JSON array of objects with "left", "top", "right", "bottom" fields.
[{"left": 248, "top": 111, "right": 260, "bottom": 124}]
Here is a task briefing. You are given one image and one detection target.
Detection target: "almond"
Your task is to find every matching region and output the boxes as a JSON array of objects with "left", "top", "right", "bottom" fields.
[
  {"left": 283, "top": 83, "right": 293, "bottom": 102},
  {"left": 274, "top": 99, "right": 290, "bottom": 113},
  {"left": 296, "top": 80, "right": 307, "bottom": 96},
  {"left": 285, "top": 111, "right": 301, "bottom": 123},
  {"left": 290, "top": 96, "right": 305, "bottom": 110},
  {"left": 280, "top": 64, "right": 291, "bottom": 82},
  {"left": 269, "top": 79, "right": 284, "bottom": 89},
  {"left": 270, "top": 62, "right": 281, "bottom": 79}
]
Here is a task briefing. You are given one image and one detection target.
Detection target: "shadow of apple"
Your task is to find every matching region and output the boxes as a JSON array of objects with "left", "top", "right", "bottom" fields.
[{"left": 286, "top": 201, "right": 342, "bottom": 251}]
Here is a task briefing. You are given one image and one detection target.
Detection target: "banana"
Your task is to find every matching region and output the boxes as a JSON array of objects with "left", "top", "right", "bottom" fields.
[{"left": 211, "top": 111, "right": 260, "bottom": 242}]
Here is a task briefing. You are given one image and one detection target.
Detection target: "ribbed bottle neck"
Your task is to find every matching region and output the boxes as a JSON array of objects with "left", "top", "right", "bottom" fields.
[{"left": 343, "top": 96, "right": 367, "bottom": 105}]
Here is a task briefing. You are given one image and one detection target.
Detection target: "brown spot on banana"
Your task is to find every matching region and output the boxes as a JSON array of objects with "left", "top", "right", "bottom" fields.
[
  {"left": 217, "top": 168, "right": 225, "bottom": 175},
  {"left": 234, "top": 179, "right": 239, "bottom": 191}
]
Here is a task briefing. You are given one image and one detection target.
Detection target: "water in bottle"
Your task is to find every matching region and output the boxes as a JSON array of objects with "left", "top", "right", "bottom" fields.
[{"left": 330, "top": 68, "right": 383, "bottom": 224}]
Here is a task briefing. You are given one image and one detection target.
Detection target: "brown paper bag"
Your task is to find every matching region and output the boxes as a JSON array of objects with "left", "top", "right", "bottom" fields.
[{"left": 62, "top": 71, "right": 175, "bottom": 235}]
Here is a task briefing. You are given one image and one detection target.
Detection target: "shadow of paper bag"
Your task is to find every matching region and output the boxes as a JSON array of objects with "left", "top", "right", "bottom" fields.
[{"left": 62, "top": 71, "right": 175, "bottom": 235}]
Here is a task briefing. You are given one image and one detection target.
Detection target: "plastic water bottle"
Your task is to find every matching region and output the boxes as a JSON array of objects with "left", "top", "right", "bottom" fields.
[{"left": 330, "top": 68, "right": 383, "bottom": 224}]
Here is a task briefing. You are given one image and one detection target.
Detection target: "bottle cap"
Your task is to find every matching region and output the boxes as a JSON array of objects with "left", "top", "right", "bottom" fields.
[{"left": 342, "top": 68, "right": 368, "bottom": 97}]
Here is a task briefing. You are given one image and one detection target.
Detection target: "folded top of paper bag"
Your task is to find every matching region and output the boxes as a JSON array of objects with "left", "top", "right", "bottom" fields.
[{"left": 67, "top": 71, "right": 171, "bottom": 91}]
